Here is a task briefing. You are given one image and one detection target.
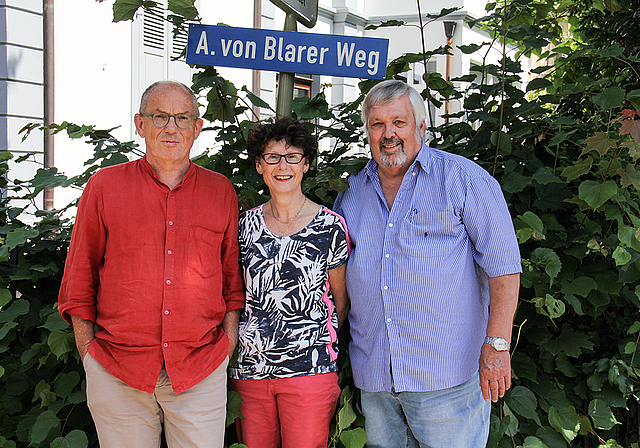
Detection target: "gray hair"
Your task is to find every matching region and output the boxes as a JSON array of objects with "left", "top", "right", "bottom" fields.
[
  {"left": 361, "top": 80, "right": 426, "bottom": 139},
  {"left": 139, "top": 80, "right": 199, "bottom": 116}
]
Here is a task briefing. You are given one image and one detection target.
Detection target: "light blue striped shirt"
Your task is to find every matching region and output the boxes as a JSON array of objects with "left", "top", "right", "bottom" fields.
[{"left": 334, "top": 143, "right": 522, "bottom": 393}]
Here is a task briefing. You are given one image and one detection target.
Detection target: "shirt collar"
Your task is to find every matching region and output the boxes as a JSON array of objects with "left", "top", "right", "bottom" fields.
[
  {"left": 364, "top": 141, "right": 431, "bottom": 182},
  {"left": 140, "top": 155, "right": 195, "bottom": 189}
]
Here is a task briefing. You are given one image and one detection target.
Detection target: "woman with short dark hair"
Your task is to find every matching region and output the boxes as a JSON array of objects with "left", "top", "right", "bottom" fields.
[{"left": 228, "top": 117, "right": 350, "bottom": 448}]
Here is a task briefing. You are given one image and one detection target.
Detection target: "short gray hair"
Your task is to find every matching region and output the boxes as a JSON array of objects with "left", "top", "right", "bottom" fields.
[
  {"left": 361, "top": 80, "right": 426, "bottom": 139},
  {"left": 139, "top": 81, "right": 199, "bottom": 116}
]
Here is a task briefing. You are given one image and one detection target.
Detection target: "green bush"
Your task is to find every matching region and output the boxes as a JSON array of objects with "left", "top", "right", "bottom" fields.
[{"left": 1, "top": 0, "right": 639, "bottom": 447}]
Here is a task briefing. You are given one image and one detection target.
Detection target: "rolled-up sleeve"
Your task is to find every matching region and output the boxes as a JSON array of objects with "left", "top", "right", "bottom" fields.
[{"left": 58, "top": 176, "right": 105, "bottom": 324}]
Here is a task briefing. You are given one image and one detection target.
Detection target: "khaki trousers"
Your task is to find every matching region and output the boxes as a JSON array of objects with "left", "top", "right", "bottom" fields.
[{"left": 84, "top": 353, "right": 228, "bottom": 448}]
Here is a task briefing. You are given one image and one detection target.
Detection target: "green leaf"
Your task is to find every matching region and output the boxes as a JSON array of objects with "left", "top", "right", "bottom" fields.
[
  {"left": 535, "top": 426, "right": 568, "bottom": 448},
  {"left": 563, "top": 277, "right": 597, "bottom": 297},
  {"left": 0, "top": 299, "right": 29, "bottom": 324},
  {"left": 168, "top": 0, "right": 198, "bottom": 20},
  {"left": 527, "top": 78, "right": 553, "bottom": 92},
  {"left": 618, "top": 226, "right": 640, "bottom": 251},
  {"left": 502, "top": 171, "right": 530, "bottom": 193},
  {"left": 458, "top": 43, "right": 485, "bottom": 54},
  {"left": 578, "top": 180, "right": 618, "bottom": 210},
  {"left": 628, "top": 321, "right": 640, "bottom": 334},
  {"left": 623, "top": 341, "right": 636, "bottom": 354},
  {"left": 512, "top": 353, "right": 538, "bottom": 382},
  {"left": 41, "top": 312, "right": 69, "bottom": 332},
  {"left": 543, "top": 294, "right": 566, "bottom": 319},
  {"left": 548, "top": 406, "right": 580, "bottom": 442},
  {"left": 0, "top": 322, "right": 18, "bottom": 340},
  {"left": 563, "top": 294, "right": 584, "bottom": 315},
  {"left": 541, "top": 327, "right": 594, "bottom": 358},
  {"left": 617, "top": 164, "right": 640, "bottom": 189},
  {"left": 30, "top": 410, "right": 60, "bottom": 444},
  {"left": 581, "top": 133, "right": 616, "bottom": 157},
  {"left": 206, "top": 82, "right": 237, "bottom": 123},
  {"left": 112, "top": 0, "right": 145, "bottom": 22},
  {"left": 519, "top": 211, "right": 544, "bottom": 234},
  {"left": 54, "top": 372, "right": 81, "bottom": 399},
  {"left": 0, "top": 289, "right": 11, "bottom": 307},
  {"left": 491, "top": 130, "right": 512, "bottom": 155},
  {"left": 556, "top": 353, "right": 579, "bottom": 378},
  {"left": 592, "top": 87, "right": 625, "bottom": 110},
  {"left": 48, "top": 330, "right": 76, "bottom": 359},
  {"left": 226, "top": 390, "right": 243, "bottom": 427},
  {"left": 523, "top": 436, "right": 550, "bottom": 448},
  {"left": 612, "top": 246, "right": 632, "bottom": 266},
  {"left": 5, "top": 228, "right": 39, "bottom": 250},
  {"left": 505, "top": 386, "right": 541, "bottom": 425},
  {"left": 502, "top": 402, "right": 519, "bottom": 436},
  {"left": 339, "top": 428, "right": 367, "bottom": 448},
  {"left": 241, "top": 86, "right": 273, "bottom": 111},
  {"left": 337, "top": 388, "right": 357, "bottom": 431},
  {"left": 530, "top": 248, "right": 562, "bottom": 284},
  {"left": 561, "top": 158, "right": 592, "bottom": 181},
  {"left": 50, "top": 430, "right": 88, "bottom": 448},
  {"left": 533, "top": 167, "right": 562, "bottom": 185},
  {"left": 588, "top": 399, "right": 619, "bottom": 430}
]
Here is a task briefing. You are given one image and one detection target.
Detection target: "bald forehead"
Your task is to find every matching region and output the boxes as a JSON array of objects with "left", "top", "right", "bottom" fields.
[{"left": 139, "top": 82, "right": 199, "bottom": 116}]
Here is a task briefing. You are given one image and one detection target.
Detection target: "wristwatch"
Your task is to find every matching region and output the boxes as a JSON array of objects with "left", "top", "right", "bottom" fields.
[{"left": 484, "top": 336, "right": 510, "bottom": 351}]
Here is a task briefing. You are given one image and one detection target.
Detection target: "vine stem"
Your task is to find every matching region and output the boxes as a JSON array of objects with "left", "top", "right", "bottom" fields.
[
  {"left": 416, "top": 0, "right": 435, "bottom": 130},
  {"left": 630, "top": 329, "right": 640, "bottom": 368},
  {"left": 492, "top": 0, "right": 508, "bottom": 176}
]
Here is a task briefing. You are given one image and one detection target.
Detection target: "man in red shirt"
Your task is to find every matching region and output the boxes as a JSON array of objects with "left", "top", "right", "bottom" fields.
[{"left": 58, "top": 81, "right": 245, "bottom": 448}]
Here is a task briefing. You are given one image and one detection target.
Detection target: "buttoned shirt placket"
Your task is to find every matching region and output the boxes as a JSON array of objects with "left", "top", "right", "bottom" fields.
[
  {"left": 162, "top": 187, "right": 177, "bottom": 358},
  {"left": 369, "top": 161, "right": 421, "bottom": 391}
]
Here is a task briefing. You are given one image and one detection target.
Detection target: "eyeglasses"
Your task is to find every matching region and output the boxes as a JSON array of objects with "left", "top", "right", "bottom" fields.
[
  {"left": 260, "top": 153, "right": 305, "bottom": 165},
  {"left": 139, "top": 113, "right": 198, "bottom": 129}
]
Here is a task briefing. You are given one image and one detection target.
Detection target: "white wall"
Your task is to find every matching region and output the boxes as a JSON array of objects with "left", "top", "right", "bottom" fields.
[
  {"left": 50, "top": 0, "right": 521, "bottom": 209},
  {"left": 54, "top": 0, "right": 131, "bottom": 207}
]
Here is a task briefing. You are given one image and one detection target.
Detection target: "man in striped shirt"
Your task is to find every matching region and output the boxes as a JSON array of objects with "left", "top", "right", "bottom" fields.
[{"left": 334, "top": 80, "right": 522, "bottom": 448}]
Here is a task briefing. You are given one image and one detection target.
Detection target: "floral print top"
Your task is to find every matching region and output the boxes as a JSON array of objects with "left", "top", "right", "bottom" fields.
[{"left": 228, "top": 205, "right": 349, "bottom": 380}]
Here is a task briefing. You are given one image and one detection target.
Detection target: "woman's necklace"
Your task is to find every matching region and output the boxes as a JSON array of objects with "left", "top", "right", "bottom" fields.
[{"left": 270, "top": 197, "right": 307, "bottom": 236}]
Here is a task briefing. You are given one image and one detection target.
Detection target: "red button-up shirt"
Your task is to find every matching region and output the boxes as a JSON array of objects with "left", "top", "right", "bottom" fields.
[{"left": 59, "top": 157, "right": 245, "bottom": 394}]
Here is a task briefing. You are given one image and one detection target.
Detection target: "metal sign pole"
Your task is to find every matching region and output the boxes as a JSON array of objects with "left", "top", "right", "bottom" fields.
[{"left": 275, "top": 12, "right": 297, "bottom": 118}]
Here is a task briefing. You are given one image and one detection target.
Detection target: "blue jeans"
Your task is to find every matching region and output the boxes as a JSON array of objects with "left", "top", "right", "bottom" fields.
[{"left": 360, "top": 373, "right": 490, "bottom": 448}]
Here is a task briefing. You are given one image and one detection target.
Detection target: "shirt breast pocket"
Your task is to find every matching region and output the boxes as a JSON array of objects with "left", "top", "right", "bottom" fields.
[
  {"left": 399, "top": 211, "right": 458, "bottom": 258},
  {"left": 188, "top": 226, "right": 223, "bottom": 278}
]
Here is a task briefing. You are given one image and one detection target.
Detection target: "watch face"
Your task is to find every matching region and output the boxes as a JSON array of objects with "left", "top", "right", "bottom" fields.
[{"left": 494, "top": 339, "right": 509, "bottom": 350}]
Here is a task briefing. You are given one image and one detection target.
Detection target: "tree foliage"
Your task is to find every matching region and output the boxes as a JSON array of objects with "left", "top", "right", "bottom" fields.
[{"left": 0, "top": 0, "right": 639, "bottom": 447}]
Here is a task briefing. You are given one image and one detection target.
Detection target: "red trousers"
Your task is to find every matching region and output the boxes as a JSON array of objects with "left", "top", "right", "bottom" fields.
[{"left": 229, "top": 372, "right": 341, "bottom": 448}]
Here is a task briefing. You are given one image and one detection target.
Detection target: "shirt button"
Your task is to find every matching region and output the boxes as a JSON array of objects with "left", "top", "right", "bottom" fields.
[
  {"left": 387, "top": 318, "right": 392, "bottom": 323},
  {"left": 168, "top": 221, "right": 174, "bottom": 226},
  {"left": 385, "top": 254, "right": 390, "bottom": 258},
  {"left": 383, "top": 285, "right": 389, "bottom": 290},
  {"left": 166, "top": 279, "right": 171, "bottom": 285},
  {"left": 167, "top": 250, "right": 172, "bottom": 255},
  {"left": 388, "top": 223, "right": 393, "bottom": 227},
  {"left": 163, "top": 343, "right": 168, "bottom": 348},
  {"left": 164, "top": 310, "right": 169, "bottom": 315}
]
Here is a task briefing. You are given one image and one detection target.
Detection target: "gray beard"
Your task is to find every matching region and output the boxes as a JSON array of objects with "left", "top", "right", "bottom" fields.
[{"left": 378, "top": 140, "right": 408, "bottom": 168}]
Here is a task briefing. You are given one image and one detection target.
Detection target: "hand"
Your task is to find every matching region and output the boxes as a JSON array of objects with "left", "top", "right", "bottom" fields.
[
  {"left": 227, "top": 334, "right": 237, "bottom": 361},
  {"left": 479, "top": 343, "right": 511, "bottom": 402}
]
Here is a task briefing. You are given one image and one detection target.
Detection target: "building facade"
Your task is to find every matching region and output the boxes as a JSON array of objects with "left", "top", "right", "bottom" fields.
[{"left": 2, "top": 0, "right": 515, "bottom": 209}]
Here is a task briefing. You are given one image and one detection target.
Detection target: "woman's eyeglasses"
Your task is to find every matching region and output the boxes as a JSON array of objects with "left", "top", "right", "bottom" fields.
[{"left": 260, "top": 153, "right": 305, "bottom": 164}]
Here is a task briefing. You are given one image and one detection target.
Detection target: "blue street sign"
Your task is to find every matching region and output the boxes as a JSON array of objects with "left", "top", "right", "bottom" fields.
[{"left": 186, "top": 24, "right": 388, "bottom": 80}]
